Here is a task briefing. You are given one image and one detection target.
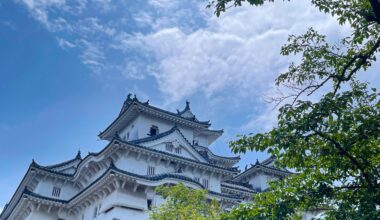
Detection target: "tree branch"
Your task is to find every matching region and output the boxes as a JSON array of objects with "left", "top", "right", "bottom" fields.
[
  {"left": 314, "top": 130, "right": 375, "bottom": 189},
  {"left": 333, "top": 37, "right": 380, "bottom": 95}
]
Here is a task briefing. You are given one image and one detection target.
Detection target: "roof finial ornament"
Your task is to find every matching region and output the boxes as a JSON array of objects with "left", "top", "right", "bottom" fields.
[
  {"left": 127, "top": 93, "right": 132, "bottom": 101},
  {"left": 76, "top": 150, "right": 82, "bottom": 159},
  {"left": 255, "top": 159, "right": 260, "bottom": 165},
  {"left": 185, "top": 100, "right": 190, "bottom": 110},
  {"left": 133, "top": 94, "right": 138, "bottom": 101}
]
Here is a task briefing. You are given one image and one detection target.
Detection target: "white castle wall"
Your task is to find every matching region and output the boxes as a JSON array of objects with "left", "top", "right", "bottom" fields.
[
  {"left": 194, "top": 134, "right": 209, "bottom": 147},
  {"left": 33, "top": 176, "right": 77, "bottom": 201},
  {"left": 119, "top": 114, "right": 194, "bottom": 142},
  {"left": 247, "top": 173, "right": 277, "bottom": 192},
  {"left": 26, "top": 210, "right": 57, "bottom": 220}
]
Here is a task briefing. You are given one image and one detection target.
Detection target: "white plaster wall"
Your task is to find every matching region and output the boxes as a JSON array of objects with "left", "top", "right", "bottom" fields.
[
  {"left": 194, "top": 134, "right": 209, "bottom": 147},
  {"left": 119, "top": 114, "right": 195, "bottom": 142},
  {"left": 26, "top": 210, "right": 57, "bottom": 220},
  {"left": 181, "top": 168, "right": 221, "bottom": 192},
  {"left": 149, "top": 141, "right": 198, "bottom": 161},
  {"left": 115, "top": 152, "right": 175, "bottom": 175},
  {"left": 103, "top": 189, "right": 147, "bottom": 211},
  {"left": 84, "top": 166, "right": 108, "bottom": 186},
  {"left": 248, "top": 173, "right": 278, "bottom": 191},
  {"left": 113, "top": 150, "right": 221, "bottom": 192},
  {"left": 119, "top": 117, "right": 140, "bottom": 141},
  {"left": 70, "top": 188, "right": 150, "bottom": 220},
  {"left": 34, "top": 176, "right": 77, "bottom": 200},
  {"left": 136, "top": 114, "right": 172, "bottom": 139}
]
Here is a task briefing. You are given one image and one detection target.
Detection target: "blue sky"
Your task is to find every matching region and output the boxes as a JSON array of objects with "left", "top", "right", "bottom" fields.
[{"left": 1, "top": 0, "right": 379, "bottom": 211}]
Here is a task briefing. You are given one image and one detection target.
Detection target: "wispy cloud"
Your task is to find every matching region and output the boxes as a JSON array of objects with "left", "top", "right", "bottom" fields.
[
  {"left": 18, "top": 0, "right": 371, "bottom": 133},
  {"left": 57, "top": 37, "right": 76, "bottom": 49},
  {"left": 120, "top": 1, "right": 346, "bottom": 105}
]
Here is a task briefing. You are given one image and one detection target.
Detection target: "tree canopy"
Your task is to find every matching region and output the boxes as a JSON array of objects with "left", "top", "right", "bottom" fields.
[
  {"left": 149, "top": 183, "right": 222, "bottom": 220},
  {"left": 207, "top": 0, "right": 380, "bottom": 219}
]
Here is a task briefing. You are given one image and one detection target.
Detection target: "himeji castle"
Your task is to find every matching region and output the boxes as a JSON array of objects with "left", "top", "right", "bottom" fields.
[{"left": 0, "top": 95, "right": 292, "bottom": 220}]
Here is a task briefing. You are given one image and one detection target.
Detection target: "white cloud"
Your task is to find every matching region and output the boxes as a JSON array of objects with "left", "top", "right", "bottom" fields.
[
  {"left": 57, "top": 37, "right": 76, "bottom": 49},
  {"left": 79, "top": 39, "right": 105, "bottom": 73},
  {"left": 18, "top": 0, "right": 375, "bottom": 133},
  {"left": 121, "top": 1, "right": 346, "bottom": 105}
]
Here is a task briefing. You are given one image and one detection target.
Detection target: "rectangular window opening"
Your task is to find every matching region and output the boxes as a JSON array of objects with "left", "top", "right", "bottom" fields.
[
  {"left": 147, "top": 166, "right": 155, "bottom": 176},
  {"left": 52, "top": 186, "right": 61, "bottom": 197},
  {"left": 175, "top": 147, "right": 181, "bottom": 154},
  {"left": 202, "top": 179, "right": 209, "bottom": 189},
  {"left": 165, "top": 143, "right": 173, "bottom": 152}
]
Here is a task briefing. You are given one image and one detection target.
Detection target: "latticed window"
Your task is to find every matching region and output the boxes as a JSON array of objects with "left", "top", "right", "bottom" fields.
[
  {"left": 194, "top": 177, "right": 200, "bottom": 183},
  {"left": 174, "top": 147, "right": 181, "bottom": 154},
  {"left": 147, "top": 166, "right": 155, "bottom": 176},
  {"left": 52, "top": 186, "right": 61, "bottom": 197},
  {"left": 202, "top": 179, "right": 209, "bottom": 189},
  {"left": 165, "top": 142, "right": 173, "bottom": 152}
]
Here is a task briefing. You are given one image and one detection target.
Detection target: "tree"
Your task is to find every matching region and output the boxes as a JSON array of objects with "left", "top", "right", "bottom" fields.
[
  {"left": 207, "top": 0, "right": 380, "bottom": 219},
  {"left": 149, "top": 183, "right": 222, "bottom": 220}
]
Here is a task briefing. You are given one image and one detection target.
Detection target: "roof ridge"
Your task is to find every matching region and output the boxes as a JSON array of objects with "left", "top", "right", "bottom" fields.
[{"left": 43, "top": 153, "right": 82, "bottom": 169}]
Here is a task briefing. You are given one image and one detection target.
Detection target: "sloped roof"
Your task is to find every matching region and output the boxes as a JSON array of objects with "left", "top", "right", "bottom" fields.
[
  {"left": 2, "top": 162, "right": 243, "bottom": 219},
  {"left": 233, "top": 159, "right": 292, "bottom": 182},
  {"left": 194, "top": 144, "right": 240, "bottom": 162},
  {"left": 43, "top": 151, "right": 82, "bottom": 170},
  {"left": 100, "top": 95, "right": 211, "bottom": 140}
]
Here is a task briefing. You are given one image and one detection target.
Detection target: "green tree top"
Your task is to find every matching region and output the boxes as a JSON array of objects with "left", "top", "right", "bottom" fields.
[
  {"left": 149, "top": 183, "right": 222, "bottom": 220},
  {"left": 208, "top": 0, "right": 380, "bottom": 219}
]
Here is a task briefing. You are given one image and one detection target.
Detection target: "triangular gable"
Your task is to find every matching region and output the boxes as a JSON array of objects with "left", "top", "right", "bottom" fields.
[
  {"left": 130, "top": 127, "right": 208, "bottom": 163},
  {"left": 233, "top": 164, "right": 291, "bottom": 182}
]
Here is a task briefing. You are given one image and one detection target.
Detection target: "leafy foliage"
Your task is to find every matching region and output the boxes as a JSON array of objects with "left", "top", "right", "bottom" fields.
[
  {"left": 149, "top": 183, "right": 222, "bottom": 220},
  {"left": 208, "top": 0, "right": 380, "bottom": 219}
]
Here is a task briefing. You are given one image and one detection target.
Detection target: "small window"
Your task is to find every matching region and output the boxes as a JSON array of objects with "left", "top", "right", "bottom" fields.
[
  {"left": 194, "top": 177, "right": 200, "bottom": 183},
  {"left": 202, "top": 179, "right": 209, "bottom": 189},
  {"left": 147, "top": 199, "right": 153, "bottom": 210},
  {"left": 52, "top": 186, "right": 61, "bottom": 197},
  {"left": 149, "top": 125, "right": 159, "bottom": 136},
  {"left": 126, "top": 132, "right": 130, "bottom": 141},
  {"left": 165, "top": 143, "right": 173, "bottom": 152},
  {"left": 175, "top": 147, "right": 181, "bottom": 154},
  {"left": 147, "top": 166, "right": 155, "bottom": 176}
]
